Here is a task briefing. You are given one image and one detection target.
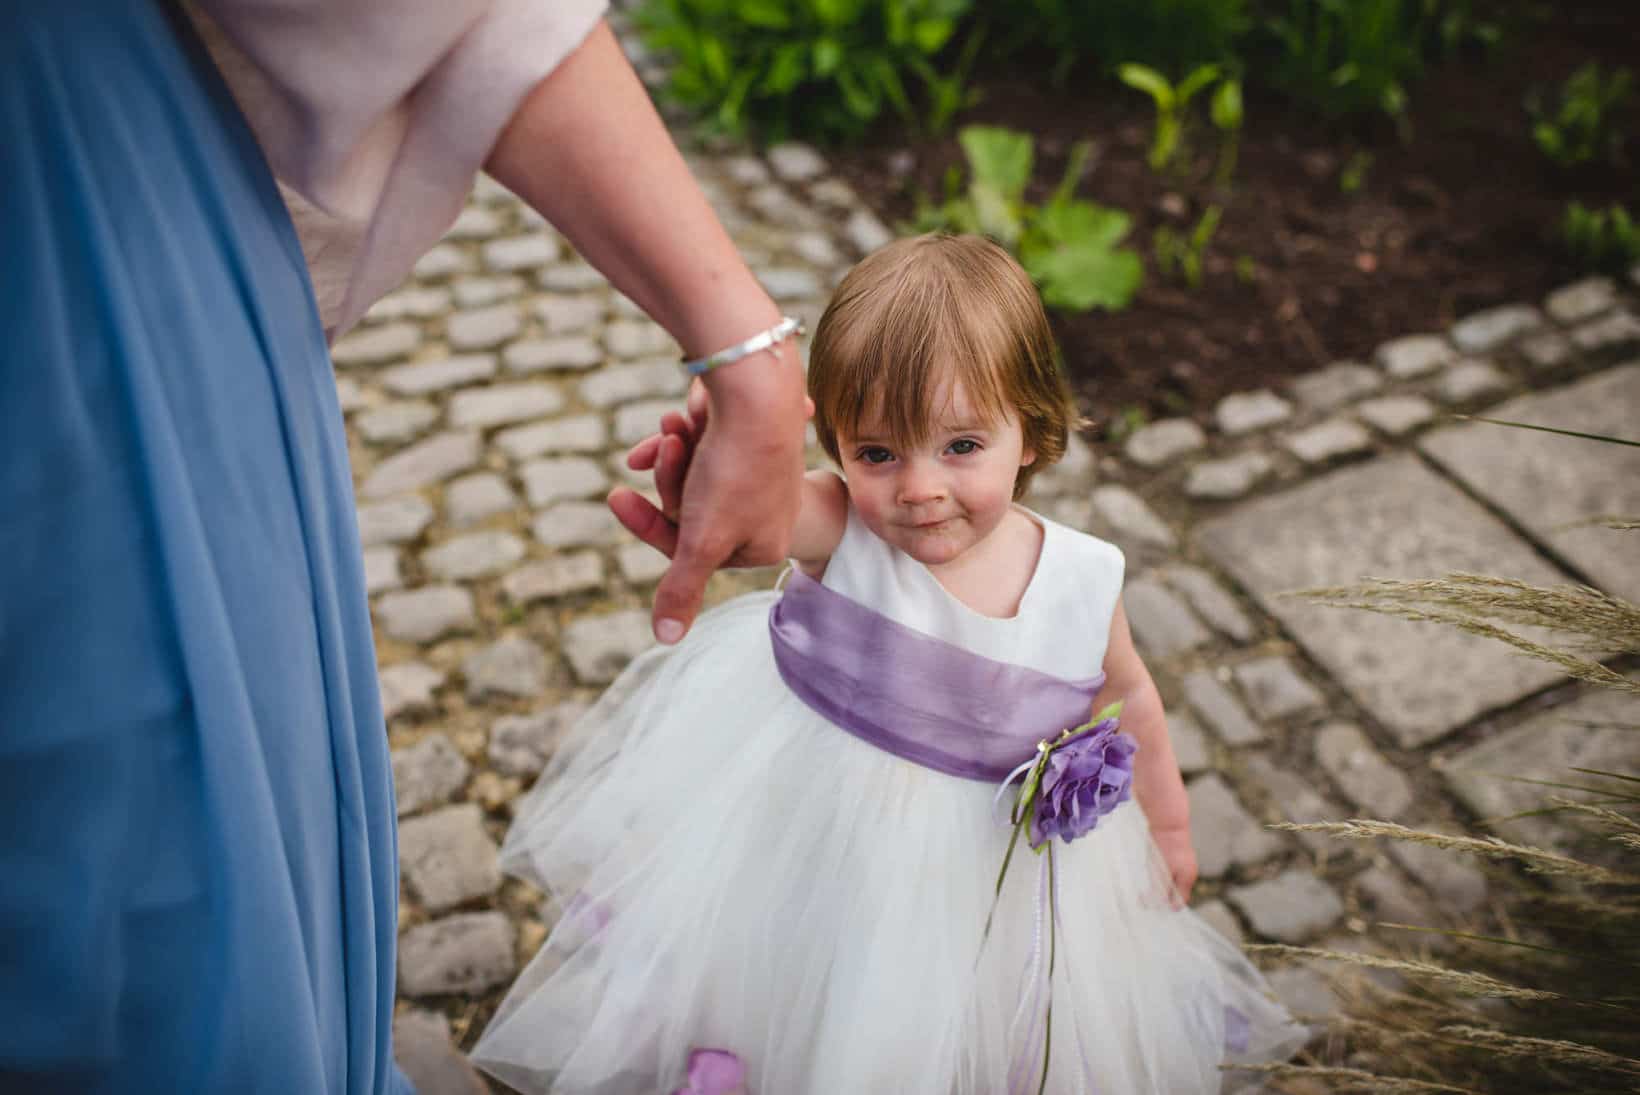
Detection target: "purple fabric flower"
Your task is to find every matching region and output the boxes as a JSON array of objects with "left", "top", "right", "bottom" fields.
[
  {"left": 670, "top": 1048, "right": 745, "bottom": 1095},
  {"left": 1028, "top": 719, "right": 1137, "bottom": 848}
]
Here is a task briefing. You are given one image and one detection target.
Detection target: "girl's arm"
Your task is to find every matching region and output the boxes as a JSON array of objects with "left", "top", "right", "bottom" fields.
[
  {"left": 789, "top": 470, "right": 849, "bottom": 574},
  {"left": 1097, "top": 599, "right": 1198, "bottom": 901}
]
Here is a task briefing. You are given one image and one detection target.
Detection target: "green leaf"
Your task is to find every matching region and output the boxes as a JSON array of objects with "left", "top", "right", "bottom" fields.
[
  {"left": 763, "top": 42, "right": 809, "bottom": 94},
  {"left": 813, "top": 37, "right": 843, "bottom": 77},
  {"left": 1210, "top": 79, "right": 1243, "bottom": 132},
  {"left": 1035, "top": 200, "right": 1131, "bottom": 253},
  {"left": 1176, "top": 64, "right": 1221, "bottom": 106},
  {"left": 971, "top": 181, "right": 1023, "bottom": 248},
  {"left": 912, "top": 17, "right": 955, "bottom": 54},
  {"left": 958, "top": 125, "right": 1033, "bottom": 201},
  {"left": 1117, "top": 63, "right": 1173, "bottom": 109},
  {"left": 736, "top": 0, "right": 791, "bottom": 29},
  {"left": 700, "top": 35, "right": 731, "bottom": 87},
  {"left": 1025, "top": 243, "right": 1143, "bottom": 312},
  {"left": 836, "top": 65, "right": 881, "bottom": 120},
  {"left": 1095, "top": 700, "right": 1126, "bottom": 723}
]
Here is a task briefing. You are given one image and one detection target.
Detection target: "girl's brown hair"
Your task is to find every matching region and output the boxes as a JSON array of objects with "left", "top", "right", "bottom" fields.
[{"left": 807, "top": 233, "right": 1077, "bottom": 500}]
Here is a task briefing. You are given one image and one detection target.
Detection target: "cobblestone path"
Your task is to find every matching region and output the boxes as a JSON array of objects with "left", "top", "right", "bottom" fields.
[{"left": 342, "top": 73, "right": 1640, "bottom": 1095}]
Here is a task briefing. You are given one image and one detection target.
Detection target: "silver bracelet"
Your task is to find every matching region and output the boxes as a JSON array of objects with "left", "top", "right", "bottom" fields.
[{"left": 681, "top": 316, "right": 804, "bottom": 376}]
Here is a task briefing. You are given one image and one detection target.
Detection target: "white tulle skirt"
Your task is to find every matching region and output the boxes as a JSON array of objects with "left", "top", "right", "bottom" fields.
[{"left": 473, "top": 593, "right": 1304, "bottom": 1094}]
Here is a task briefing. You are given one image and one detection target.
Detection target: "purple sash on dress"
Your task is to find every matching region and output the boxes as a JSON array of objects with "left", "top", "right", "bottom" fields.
[{"left": 768, "top": 567, "right": 1107, "bottom": 781}]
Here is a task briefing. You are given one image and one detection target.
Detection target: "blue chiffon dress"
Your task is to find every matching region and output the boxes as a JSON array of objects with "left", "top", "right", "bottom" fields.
[{"left": 1, "top": 2, "right": 408, "bottom": 1091}]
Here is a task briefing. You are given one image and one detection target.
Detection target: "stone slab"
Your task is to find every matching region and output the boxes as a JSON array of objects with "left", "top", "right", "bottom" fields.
[
  {"left": 1198, "top": 453, "right": 1570, "bottom": 747},
  {"left": 1442, "top": 684, "right": 1639, "bottom": 853},
  {"left": 1418, "top": 363, "right": 1640, "bottom": 603}
]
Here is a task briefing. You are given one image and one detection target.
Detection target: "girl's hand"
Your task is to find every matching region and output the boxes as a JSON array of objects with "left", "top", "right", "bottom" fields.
[{"left": 1150, "top": 823, "right": 1198, "bottom": 907}]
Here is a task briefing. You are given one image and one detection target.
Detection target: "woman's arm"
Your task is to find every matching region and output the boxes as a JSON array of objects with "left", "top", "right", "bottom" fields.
[
  {"left": 485, "top": 21, "right": 808, "bottom": 644},
  {"left": 1097, "top": 600, "right": 1197, "bottom": 900}
]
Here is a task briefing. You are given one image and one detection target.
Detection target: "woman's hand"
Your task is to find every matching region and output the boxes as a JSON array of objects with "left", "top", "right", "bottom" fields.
[{"left": 1150, "top": 822, "right": 1198, "bottom": 907}]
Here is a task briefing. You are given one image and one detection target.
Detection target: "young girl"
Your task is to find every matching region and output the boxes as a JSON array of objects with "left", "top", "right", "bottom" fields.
[{"left": 473, "top": 235, "right": 1303, "bottom": 1094}]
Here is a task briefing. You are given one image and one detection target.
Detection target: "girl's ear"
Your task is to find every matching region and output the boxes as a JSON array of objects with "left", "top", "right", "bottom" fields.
[{"left": 1020, "top": 445, "right": 1036, "bottom": 468}]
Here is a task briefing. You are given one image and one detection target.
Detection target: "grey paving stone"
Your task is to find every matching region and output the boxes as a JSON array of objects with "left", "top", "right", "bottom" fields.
[
  {"left": 534, "top": 295, "right": 606, "bottom": 335},
  {"left": 413, "top": 243, "right": 474, "bottom": 280},
  {"left": 379, "top": 662, "right": 446, "bottom": 724},
  {"left": 1282, "top": 418, "right": 1373, "bottom": 465},
  {"left": 382, "top": 354, "right": 497, "bottom": 398},
  {"left": 757, "top": 266, "right": 825, "bottom": 300},
  {"left": 1198, "top": 453, "right": 1571, "bottom": 747},
  {"left": 1546, "top": 276, "right": 1618, "bottom": 324},
  {"left": 362, "top": 546, "right": 402, "bottom": 595},
  {"left": 489, "top": 701, "right": 591, "bottom": 779},
  {"left": 1375, "top": 333, "right": 1456, "bottom": 378},
  {"left": 1169, "top": 712, "right": 1211, "bottom": 776},
  {"left": 1184, "top": 452, "right": 1273, "bottom": 501},
  {"left": 1389, "top": 838, "right": 1489, "bottom": 916},
  {"left": 423, "top": 531, "right": 527, "bottom": 581},
  {"left": 361, "top": 432, "right": 482, "bottom": 499},
  {"left": 722, "top": 155, "right": 770, "bottom": 185},
  {"left": 1187, "top": 774, "right": 1285, "bottom": 879},
  {"left": 1182, "top": 671, "right": 1265, "bottom": 745},
  {"left": 376, "top": 586, "right": 476, "bottom": 644},
  {"left": 1243, "top": 753, "right": 1349, "bottom": 856},
  {"left": 392, "top": 731, "right": 468, "bottom": 816},
  {"left": 808, "top": 178, "right": 858, "bottom": 208},
  {"left": 358, "top": 495, "right": 435, "bottom": 548},
  {"left": 1266, "top": 965, "right": 1340, "bottom": 1022},
  {"left": 1355, "top": 394, "right": 1437, "bottom": 436},
  {"left": 1288, "top": 361, "right": 1383, "bottom": 411},
  {"left": 615, "top": 399, "right": 688, "bottom": 446},
  {"left": 392, "top": 1009, "right": 487, "bottom": 1095},
  {"left": 502, "top": 552, "right": 606, "bottom": 605},
  {"left": 1420, "top": 363, "right": 1640, "bottom": 602},
  {"left": 496, "top": 415, "right": 608, "bottom": 461},
  {"left": 767, "top": 141, "right": 827, "bottom": 181},
  {"left": 790, "top": 230, "right": 842, "bottom": 267},
  {"left": 356, "top": 401, "right": 439, "bottom": 446},
  {"left": 1519, "top": 331, "right": 1575, "bottom": 371},
  {"left": 538, "top": 262, "right": 608, "bottom": 292},
  {"left": 579, "top": 359, "right": 689, "bottom": 408},
  {"left": 520, "top": 456, "right": 610, "bottom": 508},
  {"left": 1089, "top": 485, "right": 1177, "bottom": 550},
  {"left": 398, "top": 912, "right": 515, "bottom": 997},
  {"left": 532, "top": 501, "right": 623, "bottom": 548},
  {"left": 1233, "top": 657, "right": 1325, "bottom": 721},
  {"left": 1434, "top": 359, "right": 1509, "bottom": 404},
  {"left": 332, "top": 322, "right": 421, "bottom": 367},
  {"left": 334, "top": 376, "right": 367, "bottom": 414},
  {"left": 1193, "top": 898, "right": 1243, "bottom": 944},
  {"left": 1451, "top": 303, "right": 1545, "bottom": 353},
  {"left": 451, "top": 275, "right": 523, "bottom": 310},
  {"left": 444, "top": 206, "right": 502, "bottom": 241},
  {"left": 367, "top": 286, "right": 452, "bottom": 322},
  {"left": 604, "top": 318, "right": 677, "bottom": 359},
  {"left": 400, "top": 804, "right": 501, "bottom": 912},
  {"left": 1125, "top": 576, "right": 1211, "bottom": 657},
  {"left": 1442, "top": 684, "right": 1639, "bottom": 854},
  {"left": 470, "top": 173, "right": 516, "bottom": 204},
  {"left": 481, "top": 232, "right": 559, "bottom": 273},
  {"left": 1161, "top": 565, "right": 1254, "bottom": 644},
  {"left": 1216, "top": 390, "right": 1293, "bottom": 435},
  {"left": 1569, "top": 308, "right": 1640, "bottom": 355},
  {"left": 448, "top": 381, "right": 564, "bottom": 430},
  {"left": 503, "top": 335, "right": 604, "bottom": 375},
  {"left": 1123, "top": 417, "right": 1207, "bottom": 468},
  {"left": 617, "top": 542, "right": 671, "bottom": 584},
  {"left": 446, "top": 305, "right": 522, "bottom": 351},
  {"left": 445, "top": 472, "right": 517, "bottom": 527},
  {"left": 463, "top": 636, "right": 548, "bottom": 702},
  {"left": 1353, "top": 864, "right": 1429, "bottom": 930},
  {"left": 564, "top": 609, "right": 655, "bottom": 685},
  {"left": 844, "top": 208, "right": 895, "bottom": 254},
  {"left": 1315, "top": 723, "right": 1413, "bottom": 820},
  {"left": 1228, "top": 870, "right": 1344, "bottom": 942}
]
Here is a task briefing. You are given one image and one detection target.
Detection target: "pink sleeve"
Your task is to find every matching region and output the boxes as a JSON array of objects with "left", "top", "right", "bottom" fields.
[{"left": 192, "top": 0, "right": 608, "bottom": 335}]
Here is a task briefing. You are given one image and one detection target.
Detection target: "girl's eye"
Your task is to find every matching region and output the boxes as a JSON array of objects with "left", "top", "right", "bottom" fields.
[
  {"left": 947, "top": 438, "right": 980, "bottom": 455},
  {"left": 857, "top": 446, "right": 894, "bottom": 465}
]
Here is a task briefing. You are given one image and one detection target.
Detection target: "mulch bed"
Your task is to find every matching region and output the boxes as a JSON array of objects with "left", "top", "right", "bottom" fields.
[{"left": 827, "top": 1, "right": 1639, "bottom": 432}]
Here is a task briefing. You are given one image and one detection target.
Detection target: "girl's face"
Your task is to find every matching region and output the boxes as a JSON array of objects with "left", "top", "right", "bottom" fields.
[{"left": 838, "top": 380, "right": 1035, "bottom": 569}]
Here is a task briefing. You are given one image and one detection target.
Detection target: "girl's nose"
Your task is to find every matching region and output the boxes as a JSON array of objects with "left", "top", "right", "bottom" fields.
[{"left": 896, "top": 462, "right": 948, "bottom": 506}]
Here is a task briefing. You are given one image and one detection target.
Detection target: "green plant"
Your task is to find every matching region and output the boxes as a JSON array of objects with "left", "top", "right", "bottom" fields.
[
  {"left": 912, "top": 126, "right": 1144, "bottom": 312},
  {"left": 1261, "top": 0, "right": 1426, "bottom": 128},
  {"left": 1529, "top": 63, "right": 1635, "bottom": 170},
  {"left": 1106, "top": 405, "right": 1150, "bottom": 443},
  {"left": 1118, "top": 63, "right": 1225, "bottom": 172},
  {"left": 1209, "top": 77, "right": 1244, "bottom": 186},
  {"left": 998, "top": 0, "right": 1250, "bottom": 82},
  {"left": 1152, "top": 205, "right": 1223, "bottom": 288},
  {"left": 1338, "top": 149, "right": 1374, "bottom": 194},
  {"left": 1561, "top": 202, "right": 1640, "bottom": 274},
  {"left": 635, "top": 0, "right": 976, "bottom": 143}
]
